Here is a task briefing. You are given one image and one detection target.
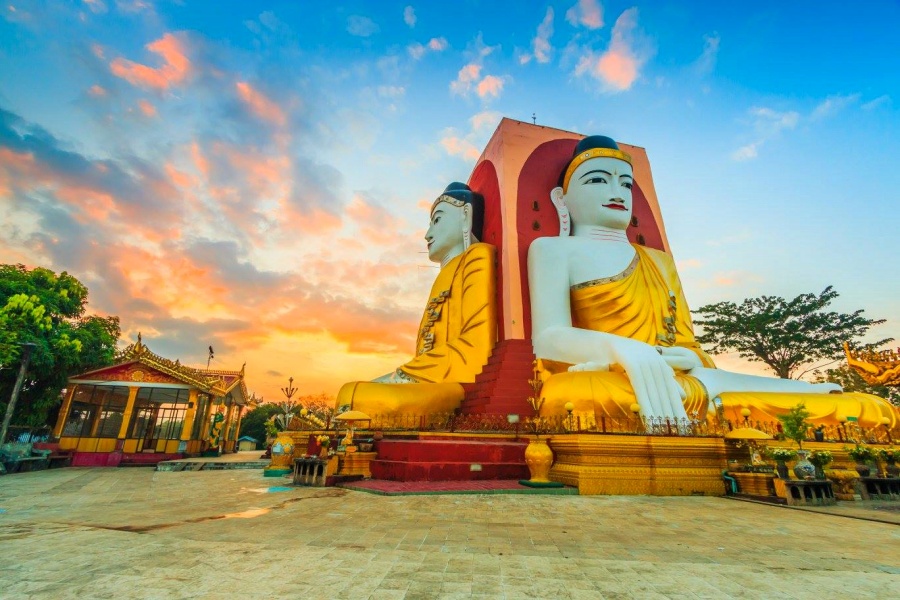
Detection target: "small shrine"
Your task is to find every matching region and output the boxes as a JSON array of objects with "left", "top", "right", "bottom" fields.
[{"left": 51, "top": 334, "right": 252, "bottom": 467}]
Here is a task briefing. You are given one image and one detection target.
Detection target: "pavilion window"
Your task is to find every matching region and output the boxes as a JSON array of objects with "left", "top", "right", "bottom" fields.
[
  {"left": 94, "top": 386, "right": 130, "bottom": 438},
  {"left": 62, "top": 385, "right": 96, "bottom": 437},
  {"left": 127, "top": 387, "right": 189, "bottom": 440}
]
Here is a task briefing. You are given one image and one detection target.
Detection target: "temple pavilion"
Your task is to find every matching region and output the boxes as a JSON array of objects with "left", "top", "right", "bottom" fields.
[{"left": 51, "top": 335, "right": 252, "bottom": 467}]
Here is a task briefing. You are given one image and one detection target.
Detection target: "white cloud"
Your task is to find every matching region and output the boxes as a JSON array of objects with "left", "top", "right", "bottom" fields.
[
  {"left": 566, "top": 0, "right": 603, "bottom": 29},
  {"left": 470, "top": 111, "right": 502, "bottom": 133},
  {"left": 450, "top": 63, "right": 482, "bottom": 95},
  {"left": 731, "top": 142, "right": 759, "bottom": 162},
  {"left": 731, "top": 106, "right": 799, "bottom": 161},
  {"left": 347, "top": 15, "right": 379, "bottom": 37},
  {"left": 573, "top": 8, "right": 653, "bottom": 92},
  {"left": 403, "top": 6, "right": 416, "bottom": 27},
  {"left": 521, "top": 7, "right": 555, "bottom": 65},
  {"left": 810, "top": 93, "right": 860, "bottom": 120},
  {"left": 862, "top": 94, "right": 891, "bottom": 110},
  {"left": 408, "top": 37, "right": 448, "bottom": 60},
  {"left": 694, "top": 32, "right": 720, "bottom": 76}
]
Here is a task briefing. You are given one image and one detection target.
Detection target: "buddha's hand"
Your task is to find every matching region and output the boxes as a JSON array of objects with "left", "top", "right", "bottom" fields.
[
  {"left": 607, "top": 336, "right": 688, "bottom": 421},
  {"left": 657, "top": 346, "right": 703, "bottom": 372},
  {"left": 568, "top": 361, "right": 610, "bottom": 372}
]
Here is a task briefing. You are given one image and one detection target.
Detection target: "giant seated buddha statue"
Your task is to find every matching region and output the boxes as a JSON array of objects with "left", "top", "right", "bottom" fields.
[
  {"left": 336, "top": 183, "right": 497, "bottom": 417},
  {"left": 527, "top": 135, "right": 898, "bottom": 428}
]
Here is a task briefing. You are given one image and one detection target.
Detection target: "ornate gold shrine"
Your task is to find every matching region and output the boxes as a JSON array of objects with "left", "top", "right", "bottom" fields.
[{"left": 845, "top": 342, "right": 900, "bottom": 386}]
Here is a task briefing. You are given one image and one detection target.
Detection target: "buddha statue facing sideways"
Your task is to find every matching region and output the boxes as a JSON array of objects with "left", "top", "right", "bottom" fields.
[
  {"left": 527, "top": 136, "right": 898, "bottom": 428},
  {"left": 336, "top": 183, "right": 497, "bottom": 417}
]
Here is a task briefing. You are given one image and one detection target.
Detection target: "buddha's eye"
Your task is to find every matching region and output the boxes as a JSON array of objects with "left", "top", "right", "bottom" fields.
[
  {"left": 622, "top": 181, "right": 633, "bottom": 190},
  {"left": 584, "top": 176, "right": 607, "bottom": 185},
  {"left": 433, "top": 216, "right": 441, "bottom": 224}
]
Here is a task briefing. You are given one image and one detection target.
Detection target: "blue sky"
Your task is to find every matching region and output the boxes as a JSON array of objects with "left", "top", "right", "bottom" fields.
[{"left": 1, "top": 0, "right": 898, "bottom": 400}]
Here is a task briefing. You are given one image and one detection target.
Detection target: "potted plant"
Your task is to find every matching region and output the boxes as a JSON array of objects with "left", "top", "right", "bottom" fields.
[
  {"left": 776, "top": 404, "right": 815, "bottom": 478},
  {"left": 845, "top": 443, "right": 876, "bottom": 476},
  {"left": 315, "top": 435, "right": 331, "bottom": 458},
  {"left": 808, "top": 449, "right": 833, "bottom": 480},
  {"left": 876, "top": 448, "right": 900, "bottom": 478},
  {"left": 765, "top": 447, "right": 797, "bottom": 479},
  {"left": 813, "top": 425, "right": 826, "bottom": 442},
  {"left": 521, "top": 367, "right": 557, "bottom": 486}
]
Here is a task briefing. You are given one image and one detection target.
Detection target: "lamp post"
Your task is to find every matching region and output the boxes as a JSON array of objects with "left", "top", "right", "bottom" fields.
[{"left": 1, "top": 342, "right": 37, "bottom": 445}]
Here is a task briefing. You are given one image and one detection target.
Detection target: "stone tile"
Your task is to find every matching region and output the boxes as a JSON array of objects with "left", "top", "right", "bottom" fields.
[{"left": 0, "top": 468, "right": 897, "bottom": 599}]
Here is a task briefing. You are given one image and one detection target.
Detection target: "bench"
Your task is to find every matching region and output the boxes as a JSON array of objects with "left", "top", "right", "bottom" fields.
[
  {"left": 0, "top": 442, "right": 50, "bottom": 474},
  {"left": 774, "top": 478, "right": 836, "bottom": 506},
  {"left": 858, "top": 477, "right": 900, "bottom": 500}
]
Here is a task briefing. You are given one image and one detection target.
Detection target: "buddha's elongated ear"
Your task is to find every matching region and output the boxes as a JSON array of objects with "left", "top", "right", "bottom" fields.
[
  {"left": 462, "top": 204, "right": 473, "bottom": 250},
  {"left": 549, "top": 186, "right": 571, "bottom": 237}
]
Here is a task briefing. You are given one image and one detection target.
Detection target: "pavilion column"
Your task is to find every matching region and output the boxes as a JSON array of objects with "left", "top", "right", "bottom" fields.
[
  {"left": 180, "top": 389, "right": 199, "bottom": 442},
  {"left": 222, "top": 403, "right": 235, "bottom": 452},
  {"left": 201, "top": 399, "right": 219, "bottom": 445},
  {"left": 116, "top": 386, "right": 140, "bottom": 440},
  {"left": 52, "top": 385, "right": 77, "bottom": 439},
  {"left": 232, "top": 406, "right": 245, "bottom": 445}
]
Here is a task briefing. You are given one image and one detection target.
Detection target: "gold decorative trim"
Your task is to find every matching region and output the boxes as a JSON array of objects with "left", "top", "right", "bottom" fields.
[
  {"left": 563, "top": 147, "right": 633, "bottom": 193},
  {"left": 570, "top": 254, "right": 639, "bottom": 291},
  {"left": 430, "top": 194, "right": 467, "bottom": 214}
]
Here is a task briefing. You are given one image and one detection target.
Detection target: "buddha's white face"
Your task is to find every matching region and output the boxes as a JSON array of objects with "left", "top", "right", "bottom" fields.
[
  {"left": 425, "top": 201, "right": 467, "bottom": 264},
  {"left": 563, "top": 156, "right": 633, "bottom": 231}
]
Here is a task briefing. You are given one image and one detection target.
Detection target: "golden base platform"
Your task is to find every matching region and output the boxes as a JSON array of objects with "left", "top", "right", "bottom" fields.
[{"left": 548, "top": 434, "right": 727, "bottom": 496}]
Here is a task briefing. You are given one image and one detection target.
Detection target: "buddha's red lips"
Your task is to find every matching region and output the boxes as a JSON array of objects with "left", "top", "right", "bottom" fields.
[{"left": 603, "top": 204, "right": 627, "bottom": 211}]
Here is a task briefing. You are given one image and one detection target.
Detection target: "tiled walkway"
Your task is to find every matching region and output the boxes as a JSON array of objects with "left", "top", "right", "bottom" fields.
[{"left": 0, "top": 468, "right": 898, "bottom": 599}]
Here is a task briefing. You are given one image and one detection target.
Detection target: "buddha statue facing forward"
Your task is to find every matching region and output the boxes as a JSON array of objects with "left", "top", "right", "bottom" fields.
[
  {"left": 527, "top": 135, "right": 897, "bottom": 428},
  {"left": 336, "top": 183, "right": 497, "bottom": 417}
]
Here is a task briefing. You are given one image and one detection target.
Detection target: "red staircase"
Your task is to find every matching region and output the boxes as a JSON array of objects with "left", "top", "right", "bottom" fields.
[
  {"left": 460, "top": 339, "right": 536, "bottom": 416},
  {"left": 369, "top": 437, "right": 529, "bottom": 481}
]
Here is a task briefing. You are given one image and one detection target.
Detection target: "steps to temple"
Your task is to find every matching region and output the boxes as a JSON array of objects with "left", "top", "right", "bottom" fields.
[
  {"left": 460, "top": 339, "right": 536, "bottom": 416},
  {"left": 340, "top": 479, "right": 577, "bottom": 496},
  {"left": 369, "top": 435, "right": 530, "bottom": 482}
]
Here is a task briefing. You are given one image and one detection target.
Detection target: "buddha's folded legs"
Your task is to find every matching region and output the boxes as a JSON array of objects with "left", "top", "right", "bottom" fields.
[
  {"left": 718, "top": 391, "right": 898, "bottom": 428},
  {"left": 336, "top": 381, "right": 465, "bottom": 418},
  {"left": 540, "top": 371, "right": 710, "bottom": 421}
]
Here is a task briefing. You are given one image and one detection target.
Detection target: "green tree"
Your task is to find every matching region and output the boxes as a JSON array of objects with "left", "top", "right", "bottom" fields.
[
  {"left": 693, "top": 286, "right": 889, "bottom": 380},
  {"left": 777, "top": 403, "right": 811, "bottom": 450},
  {"left": 813, "top": 363, "right": 900, "bottom": 407},
  {"left": 0, "top": 264, "right": 120, "bottom": 429},
  {"left": 239, "top": 403, "right": 282, "bottom": 445}
]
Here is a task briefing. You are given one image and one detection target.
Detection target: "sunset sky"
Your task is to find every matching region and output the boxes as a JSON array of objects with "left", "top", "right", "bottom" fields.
[{"left": 2, "top": 1, "right": 899, "bottom": 403}]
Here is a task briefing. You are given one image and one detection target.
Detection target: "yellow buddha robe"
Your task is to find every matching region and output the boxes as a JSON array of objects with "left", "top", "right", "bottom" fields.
[
  {"left": 539, "top": 244, "right": 899, "bottom": 428},
  {"left": 539, "top": 244, "right": 714, "bottom": 419},
  {"left": 336, "top": 243, "right": 497, "bottom": 417}
]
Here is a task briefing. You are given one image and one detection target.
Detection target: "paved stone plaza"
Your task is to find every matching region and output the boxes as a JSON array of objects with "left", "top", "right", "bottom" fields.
[{"left": 1, "top": 464, "right": 898, "bottom": 599}]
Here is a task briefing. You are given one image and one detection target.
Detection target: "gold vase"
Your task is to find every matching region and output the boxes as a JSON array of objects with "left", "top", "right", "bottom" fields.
[{"left": 525, "top": 437, "right": 554, "bottom": 483}]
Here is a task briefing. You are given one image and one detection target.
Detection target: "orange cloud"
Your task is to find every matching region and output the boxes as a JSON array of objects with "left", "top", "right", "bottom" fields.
[
  {"left": 440, "top": 136, "right": 480, "bottom": 161},
  {"left": 450, "top": 63, "right": 482, "bottom": 95},
  {"left": 428, "top": 37, "right": 448, "bottom": 51},
  {"left": 235, "top": 81, "right": 287, "bottom": 127},
  {"left": 574, "top": 8, "right": 651, "bottom": 92},
  {"left": 88, "top": 84, "right": 107, "bottom": 97},
  {"left": 476, "top": 75, "right": 505, "bottom": 99},
  {"left": 110, "top": 33, "right": 191, "bottom": 90},
  {"left": 137, "top": 99, "right": 157, "bottom": 117},
  {"left": 190, "top": 141, "right": 209, "bottom": 178}
]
